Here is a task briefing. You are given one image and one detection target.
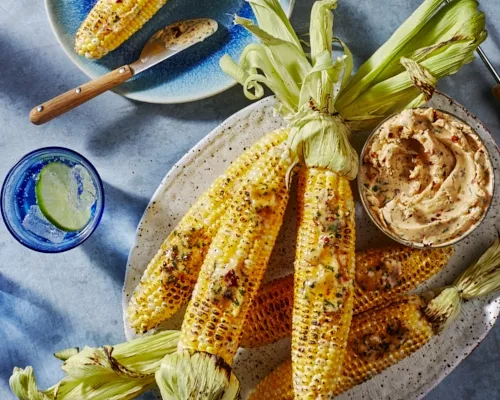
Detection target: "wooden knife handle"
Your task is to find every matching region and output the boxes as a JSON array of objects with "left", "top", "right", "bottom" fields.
[
  {"left": 30, "top": 65, "right": 133, "bottom": 125},
  {"left": 492, "top": 84, "right": 500, "bottom": 101}
]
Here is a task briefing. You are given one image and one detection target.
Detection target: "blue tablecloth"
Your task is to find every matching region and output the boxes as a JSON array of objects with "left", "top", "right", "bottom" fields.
[{"left": 1, "top": 0, "right": 499, "bottom": 398}]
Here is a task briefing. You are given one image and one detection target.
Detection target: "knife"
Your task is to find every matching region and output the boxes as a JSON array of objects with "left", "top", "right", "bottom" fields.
[
  {"left": 30, "top": 18, "right": 218, "bottom": 125},
  {"left": 476, "top": 46, "right": 500, "bottom": 101}
]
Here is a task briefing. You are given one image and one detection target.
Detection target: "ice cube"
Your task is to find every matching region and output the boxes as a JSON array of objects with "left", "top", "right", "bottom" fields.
[
  {"left": 69, "top": 165, "right": 97, "bottom": 211},
  {"left": 22, "top": 206, "right": 66, "bottom": 244}
]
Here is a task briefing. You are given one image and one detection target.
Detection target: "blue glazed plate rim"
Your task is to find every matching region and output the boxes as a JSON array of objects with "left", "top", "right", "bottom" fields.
[{"left": 43, "top": 0, "right": 295, "bottom": 104}]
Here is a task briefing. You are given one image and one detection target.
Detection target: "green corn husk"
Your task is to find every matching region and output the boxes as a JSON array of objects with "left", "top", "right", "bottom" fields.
[
  {"left": 54, "top": 348, "right": 80, "bottom": 361},
  {"left": 336, "top": 0, "right": 487, "bottom": 130},
  {"left": 221, "top": 0, "right": 487, "bottom": 137},
  {"left": 155, "top": 351, "right": 240, "bottom": 400},
  {"left": 221, "top": 0, "right": 359, "bottom": 179},
  {"left": 10, "top": 330, "right": 180, "bottom": 400},
  {"left": 9, "top": 367, "right": 52, "bottom": 400},
  {"left": 426, "top": 237, "right": 500, "bottom": 331}
]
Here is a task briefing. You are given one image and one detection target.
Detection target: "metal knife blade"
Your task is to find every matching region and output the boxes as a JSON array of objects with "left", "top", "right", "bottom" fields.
[{"left": 129, "top": 18, "right": 218, "bottom": 75}]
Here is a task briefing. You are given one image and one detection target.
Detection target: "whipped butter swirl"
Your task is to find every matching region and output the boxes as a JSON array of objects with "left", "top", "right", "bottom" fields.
[{"left": 361, "top": 108, "right": 493, "bottom": 246}]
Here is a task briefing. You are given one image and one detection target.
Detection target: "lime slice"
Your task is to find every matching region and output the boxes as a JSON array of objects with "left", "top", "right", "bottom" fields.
[{"left": 36, "top": 162, "right": 92, "bottom": 232}]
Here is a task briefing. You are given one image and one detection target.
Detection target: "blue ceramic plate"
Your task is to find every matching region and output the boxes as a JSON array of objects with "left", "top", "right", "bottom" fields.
[{"left": 45, "top": 0, "right": 294, "bottom": 104}]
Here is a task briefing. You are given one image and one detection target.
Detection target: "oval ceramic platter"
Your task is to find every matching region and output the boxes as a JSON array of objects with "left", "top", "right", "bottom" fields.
[
  {"left": 123, "top": 92, "right": 500, "bottom": 399},
  {"left": 44, "top": 0, "right": 293, "bottom": 103}
]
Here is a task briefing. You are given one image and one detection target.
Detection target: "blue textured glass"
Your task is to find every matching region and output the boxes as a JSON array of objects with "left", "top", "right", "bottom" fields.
[{"left": 1, "top": 147, "right": 104, "bottom": 253}]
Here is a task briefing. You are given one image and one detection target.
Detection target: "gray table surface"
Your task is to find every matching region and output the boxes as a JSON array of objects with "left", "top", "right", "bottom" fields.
[{"left": 1, "top": 0, "right": 499, "bottom": 399}]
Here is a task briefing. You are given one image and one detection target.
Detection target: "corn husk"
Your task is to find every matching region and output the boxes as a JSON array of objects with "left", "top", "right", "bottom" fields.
[
  {"left": 10, "top": 330, "right": 180, "bottom": 400},
  {"left": 221, "top": 0, "right": 359, "bottom": 179},
  {"left": 336, "top": 0, "right": 487, "bottom": 130},
  {"left": 221, "top": 0, "right": 486, "bottom": 135},
  {"left": 426, "top": 237, "right": 500, "bottom": 331}
]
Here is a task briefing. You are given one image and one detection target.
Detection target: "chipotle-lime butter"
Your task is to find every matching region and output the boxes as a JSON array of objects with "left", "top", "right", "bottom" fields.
[{"left": 360, "top": 108, "right": 493, "bottom": 246}]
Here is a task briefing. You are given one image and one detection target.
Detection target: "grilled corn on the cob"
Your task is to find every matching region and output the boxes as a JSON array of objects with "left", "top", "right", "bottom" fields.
[
  {"left": 127, "top": 130, "right": 288, "bottom": 334},
  {"left": 180, "top": 140, "right": 291, "bottom": 362},
  {"left": 353, "top": 245, "right": 453, "bottom": 313},
  {"left": 75, "top": 0, "right": 168, "bottom": 59},
  {"left": 220, "top": 0, "right": 359, "bottom": 395},
  {"left": 156, "top": 138, "right": 292, "bottom": 396},
  {"left": 249, "top": 238, "right": 500, "bottom": 400},
  {"left": 249, "top": 296, "right": 433, "bottom": 400},
  {"left": 241, "top": 245, "right": 453, "bottom": 348},
  {"left": 292, "top": 168, "right": 356, "bottom": 398}
]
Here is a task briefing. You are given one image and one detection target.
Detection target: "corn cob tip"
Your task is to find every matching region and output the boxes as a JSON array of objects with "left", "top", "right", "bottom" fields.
[{"left": 155, "top": 350, "right": 240, "bottom": 400}]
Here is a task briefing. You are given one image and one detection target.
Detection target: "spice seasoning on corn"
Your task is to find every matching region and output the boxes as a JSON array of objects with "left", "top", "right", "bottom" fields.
[
  {"left": 127, "top": 130, "right": 287, "bottom": 334},
  {"left": 248, "top": 237, "right": 500, "bottom": 400},
  {"left": 241, "top": 245, "right": 453, "bottom": 348}
]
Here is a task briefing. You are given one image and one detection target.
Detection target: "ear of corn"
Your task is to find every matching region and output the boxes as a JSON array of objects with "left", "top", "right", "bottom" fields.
[
  {"left": 339, "top": 296, "right": 434, "bottom": 395},
  {"left": 240, "top": 245, "right": 453, "bottom": 348},
  {"left": 353, "top": 245, "right": 453, "bottom": 314},
  {"left": 292, "top": 167, "right": 356, "bottom": 398},
  {"left": 249, "top": 296, "right": 434, "bottom": 400},
  {"left": 178, "top": 140, "right": 291, "bottom": 363},
  {"left": 75, "top": 0, "right": 169, "bottom": 59},
  {"left": 127, "top": 130, "right": 287, "bottom": 334},
  {"left": 156, "top": 137, "right": 292, "bottom": 397}
]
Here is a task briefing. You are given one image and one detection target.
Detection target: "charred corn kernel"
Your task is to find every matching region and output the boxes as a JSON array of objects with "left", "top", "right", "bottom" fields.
[
  {"left": 179, "top": 140, "right": 292, "bottom": 364},
  {"left": 241, "top": 274, "right": 294, "bottom": 348},
  {"left": 75, "top": 0, "right": 168, "bottom": 59},
  {"left": 353, "top": 245, "right": 453, "bottom": 314},
  {"left": 241, "top": 245, "right": 453, "bottom": 348},
  {"left": 249, "top": 296, "right": 434, "bottom": 400},
  {"left": 292, "top": 167, "right": 356, "bottom": 398},
  {"left": 339, "top": 296, "right": 433, "bottom": 395},
  {"left": 127, "top": 130, "right": 288, "bottom": 334},
  {"left": 249, "top": 360, "right": 293, "bottom": 400}
]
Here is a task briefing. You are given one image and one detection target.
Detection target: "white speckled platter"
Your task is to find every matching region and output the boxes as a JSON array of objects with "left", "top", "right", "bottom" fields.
[{"left": 123, "top": 92, "right": 500, "bottom": 399}]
